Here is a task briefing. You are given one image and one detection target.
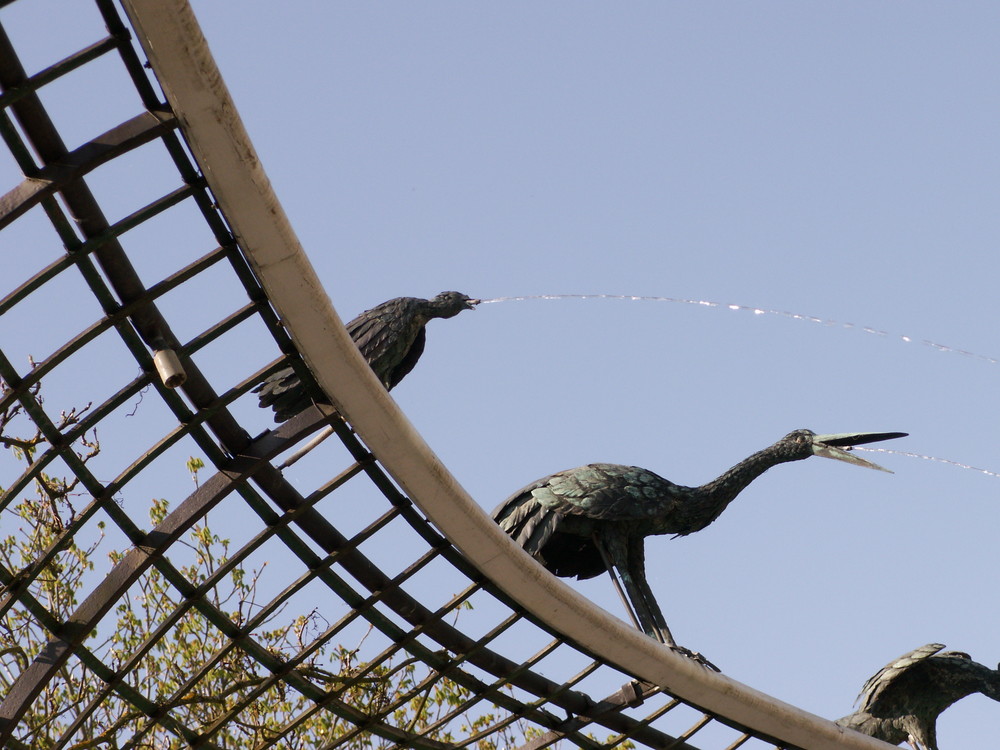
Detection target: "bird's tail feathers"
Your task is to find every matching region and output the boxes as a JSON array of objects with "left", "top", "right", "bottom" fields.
[{"left": 496, "top": 498, "right": 557, "bottom": 561}]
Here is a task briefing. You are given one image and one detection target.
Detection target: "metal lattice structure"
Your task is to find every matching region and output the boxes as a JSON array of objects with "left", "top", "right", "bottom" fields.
[{"left": 0, "top": 2, "right": 896, "bottom": 748}]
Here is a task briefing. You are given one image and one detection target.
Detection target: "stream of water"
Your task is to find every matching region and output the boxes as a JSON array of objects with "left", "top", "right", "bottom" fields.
[{"left": 483, "top": 294, "right": 999, "bottom": 480}]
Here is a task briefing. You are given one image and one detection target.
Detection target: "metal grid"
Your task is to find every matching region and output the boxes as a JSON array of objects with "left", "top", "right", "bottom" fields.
[{"left": 0, "top": 2, "right": 894, "bottom": 748}]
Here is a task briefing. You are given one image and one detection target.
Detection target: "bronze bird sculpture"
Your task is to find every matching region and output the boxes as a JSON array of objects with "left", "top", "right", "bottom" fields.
[
  {"left": 837, "top": 643, "right": 1000, "bottom": 750},
  {"left": 493, "top": 429, "right": 906, "bottom": 666},
  {"left": 255, "top": 291, "right": 479, "bottom": 422}
]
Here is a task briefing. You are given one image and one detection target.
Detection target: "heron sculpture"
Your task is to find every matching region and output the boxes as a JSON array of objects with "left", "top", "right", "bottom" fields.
[
  {"left": 255, "top": 291, "right": 479, "bottom": 422},
  {"left": 836, "top": 643, "right": 1000, "bottom": 750},
  {"left": 493, "top": 429, "right": 906, "bottom": 666}
]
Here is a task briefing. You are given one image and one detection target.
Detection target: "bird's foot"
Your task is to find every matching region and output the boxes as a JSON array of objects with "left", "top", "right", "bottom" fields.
[{"left": 670, "top": 645, "right": 720, "bottom": 672}]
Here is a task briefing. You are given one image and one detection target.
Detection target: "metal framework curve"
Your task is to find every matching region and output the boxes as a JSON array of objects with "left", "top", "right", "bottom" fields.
[{"left": 0, "top": 1, "right": 894, "bottom": 748}]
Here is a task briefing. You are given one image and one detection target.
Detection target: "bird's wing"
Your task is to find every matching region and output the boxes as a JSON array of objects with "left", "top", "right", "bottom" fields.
[
  {"left": 253, "top": 367, "right": 299, "bottom": 399},
  {"left": 346, "top": 298, "right": 422, "bottom": 387},
  {"left": 346, "top": 310, "right": 393, "bottom": 358},
  {"left": 255, "top": 296, "right": 431, "bottom": 422},
  {"left": 493, "top": 464, "right": 679, "bottom": 544},
  {"left": 494, "top": 467, "right": 676, "bottom": 579},
  {"left": 385, "top": 327, "right": 425, "bottom": 390},
  {"left": 857, "top": 643, "right": 946, "bottom": 710},
  {"left": 492, "top": 476, "right": 566, "bottom": 557},
  {"left": 253, "top": 366, "right": 320, "bottom": 422},
  {"left": 541, "top": 464, "right": 682, "bottom": 521}
]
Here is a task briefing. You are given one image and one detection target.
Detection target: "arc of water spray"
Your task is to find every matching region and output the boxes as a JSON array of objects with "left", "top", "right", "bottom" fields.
[
  {"left": 854, "top": 447, "right": 1000, "bottom": 480},
  {"left": 482, "top": 294, "right": 1000, "bottom": 480},
  {"left": 480, "top": 294, "right": 1000, "bottom": 366}
]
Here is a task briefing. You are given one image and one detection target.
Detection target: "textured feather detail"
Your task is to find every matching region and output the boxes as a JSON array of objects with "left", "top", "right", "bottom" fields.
[
  {"left": 857, "top": 643, "right": 946, "bottom": 711},
  {"left": 495, "top": 491, "right": 547, "bottom": 550},
  {"left": 837, "top": 643, "right": 1000, "bottom": 749},
  {"left": 253, "top": 368, "right": 315, "bottom": 422},
  {"left": 525, "top": 464, "right": 685, "bottom": 522},
  {"left": 254, "top": 293, "right": 474, "bottom": 422}
]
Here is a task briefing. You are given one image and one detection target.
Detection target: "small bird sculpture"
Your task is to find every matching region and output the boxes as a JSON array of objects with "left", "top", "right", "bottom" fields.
[
  {"left": 836, "top": 643, "right": 1000, "bottom": 750},
  {"left": 493, "top": 429, "right": 906, "bottom": 665},
  {"left": 255, "top": 291, "right": 479, "bottom": 422}
]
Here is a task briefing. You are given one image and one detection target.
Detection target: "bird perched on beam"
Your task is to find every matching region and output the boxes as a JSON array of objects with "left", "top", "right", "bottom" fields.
[
  {"left": 255, "top": 291, "right": 479, "bottom": 422},
  {"left": 493, "top": 429, "right": 906, "bottom": 667},
  {"left": 836, "top": 643, "right": 1000, "bottom": 750}
]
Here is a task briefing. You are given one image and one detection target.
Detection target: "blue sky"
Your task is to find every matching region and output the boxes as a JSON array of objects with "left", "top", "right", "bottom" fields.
[
  {"left": 3, "top": 1, "right": 1000, "bottom": 745},
  {"left": 191, "top": 3, "right": 1000, "bottom": 742}
]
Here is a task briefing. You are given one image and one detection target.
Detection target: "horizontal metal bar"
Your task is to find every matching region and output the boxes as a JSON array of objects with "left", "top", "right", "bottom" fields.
[
  {"left": 0, "top": 36, "right": 121, "bottom": 110},
  {"left": 0, "top": 109, "right": 176, "bottom": 231}
]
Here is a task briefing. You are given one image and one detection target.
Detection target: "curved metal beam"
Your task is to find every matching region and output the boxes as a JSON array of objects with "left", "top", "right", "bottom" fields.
[{"left": 119, "top": 2, "right": 894, "bottom": 748}]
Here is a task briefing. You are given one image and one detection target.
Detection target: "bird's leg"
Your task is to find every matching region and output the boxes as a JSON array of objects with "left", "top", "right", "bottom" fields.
[
  {"left": 602, "top": 535, "right": 716, "bottom": 668},
  {"left": 592, "top": 534, "right": 644, "bottom": 633},
  {"left": 618, "top": 567, "right": 675, "bottom": 646},
  {"left": 624, "top": 539, "right": 719, "bottom": 672},
  {"left": 599, "top": 534, "right": 666, "bottom": 644},
  {"left": 620, "top": 551, "right": 680, "bottom": 648},
  {"left": 621, "top": 536, "right": 679, "bottom": 646},
  {"left": 596, "top": 535, "right": 717, "bottom": 669}
]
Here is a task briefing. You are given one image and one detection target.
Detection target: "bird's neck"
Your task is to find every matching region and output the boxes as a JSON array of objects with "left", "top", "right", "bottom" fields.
[
  {"left": 423, "top": 300, "right": 452, "bottom": 320},
  {"left": 674, "top": 444, "right": 802, "bottom": 534}
]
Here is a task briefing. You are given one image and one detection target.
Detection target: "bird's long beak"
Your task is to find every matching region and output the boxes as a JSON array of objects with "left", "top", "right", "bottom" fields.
[
  {"left": 811, "top": 431, "right": 908, "bottom": 473},
  {"left": 466, "top": 298, "right": 482, "bottom": 309}
]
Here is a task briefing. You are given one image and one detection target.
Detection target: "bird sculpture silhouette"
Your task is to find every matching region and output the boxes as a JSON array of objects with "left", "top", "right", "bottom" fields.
[
  {"left": 255, "top": 291, "right": 479, "bottom": 422},
  {"left": 836, "top": 643, "right": 1000, "bottom": 750},
  {"left": 494, "top": 429, "right": 906, "bottom": 667}
]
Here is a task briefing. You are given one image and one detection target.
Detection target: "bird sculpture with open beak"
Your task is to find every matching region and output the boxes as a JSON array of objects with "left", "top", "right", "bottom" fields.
[{"left": 494, "top": 429, "right": 907, "bottom": 669}]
